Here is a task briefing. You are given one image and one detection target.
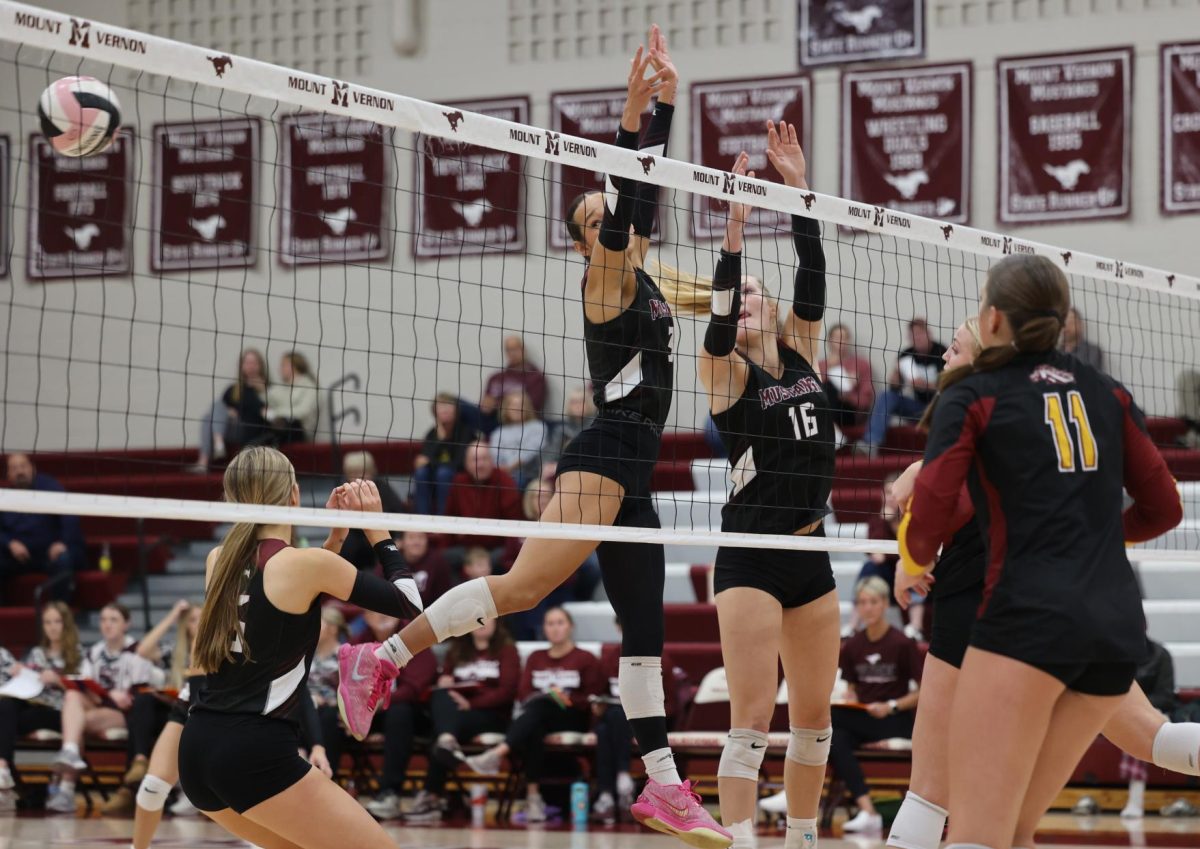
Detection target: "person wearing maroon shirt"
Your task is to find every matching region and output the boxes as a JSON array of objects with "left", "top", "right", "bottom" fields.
[
  {"left": 399, "top": 531, "right": 453, "bottom": 606},
  {"left": 592, "top": 627, "right": 677, "bottom": 823},
  {"left": 834, "top": 577, "right": 924, "bottom": 833},
  {"left": 443, "top": 441, "right": 523, "bottom": 565},
  {"left": 480, "top": 335, "right": 549, "bottom": 427},
  {"left": 463, "top": 607, "right": 601, "bottom": 823}
]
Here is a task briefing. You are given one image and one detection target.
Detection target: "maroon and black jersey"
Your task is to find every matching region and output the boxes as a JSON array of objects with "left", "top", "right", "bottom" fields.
[
  {"left": 443, "top": 643, "right": 520, "bottom": 711},
  {"left": 905, "top": 351, "right": 1181, "bottom": 664},
  {"left": 839, "top": 626, "right": 924, "bottom": 704},
  {"left": 518, "top": 646, "right": 602, "bottom": 712}
]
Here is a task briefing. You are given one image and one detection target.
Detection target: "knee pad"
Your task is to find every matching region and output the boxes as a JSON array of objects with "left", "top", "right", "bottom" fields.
[
  {"left": 718, "top": 728, "right": 768, "bottom": 781},
  {"left": 425, "top": 578, "right": 498, "bottom": 642},
  {"left": 136, "top": 774, "right": 174, "bottom": 812},
  {"left": 787, "top": 725, "right": 832, "bottom": 767},
  {"left": 617, "top": 657, "right": 664, "bottom": 720}
]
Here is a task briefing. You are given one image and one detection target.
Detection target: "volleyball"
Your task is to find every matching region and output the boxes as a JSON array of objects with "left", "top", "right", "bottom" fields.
[{"left": 37, "top": 75, "right": 121, "bottom": 158}]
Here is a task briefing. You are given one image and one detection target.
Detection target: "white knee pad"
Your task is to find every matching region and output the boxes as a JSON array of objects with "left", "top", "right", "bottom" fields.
[
  {"left": 718, "top": 728, "right": 768, "bottom": 781},
  {"left": 887, "top": 791, "right": 949, "bottom": 849},
  {"left": 425, "top": 578, "right": 498, "bottom": 642},
  {"left": 617, "top": 657, "right": 665, "bottom": 720},
  {"left": 786, "top": 725, "right": 832, "bottom": 767},
  {"left": 136, "top": 774, "right": 174, "bottom": 812}
]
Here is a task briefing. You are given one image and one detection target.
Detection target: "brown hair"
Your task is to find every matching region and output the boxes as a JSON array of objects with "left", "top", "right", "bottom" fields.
[
  {"left": 565, "top": 191, "right": 591, "bottom": 245},
  {"left": 40, "top": 600, "right": 81, "bottom": 675},
  {"left": 102, "top": 602, "right": 131, "bottom": 622},
  {"left": 443, "top": 619, "right": 514, "bottom": 672},
  {"left": 229, "top": 348, "right": 268, "bottom": 404},
  {"left": 283, "top": 350, "right": 313, "bottom": 379},
  {"left": 194, "top": 446, "right": 297, "bottom": 674}
]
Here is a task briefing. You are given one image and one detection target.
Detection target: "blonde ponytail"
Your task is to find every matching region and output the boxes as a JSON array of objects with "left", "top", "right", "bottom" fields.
[{"left": 649, "top": 260, "right": 715, "bottom": 316}]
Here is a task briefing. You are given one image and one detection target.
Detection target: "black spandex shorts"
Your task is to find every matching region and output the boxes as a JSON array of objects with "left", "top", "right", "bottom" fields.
[
  {"left": 713, "top": 527, "right": 836, "bottom": 609},
  {"left": 168, "top": 696, "right": 190, "bottom": 726},
  {"left": 178, "top": 709, "right": 312, "bottom": 813},
  {"left": 557, "top": 413, "right": 661, "bottom": 509},
  {"left": 970, "top": 629, "right": 1138, "bottom": 697},
  {"left": 928, "top": 583, "right": 983, "bottom": 669}
]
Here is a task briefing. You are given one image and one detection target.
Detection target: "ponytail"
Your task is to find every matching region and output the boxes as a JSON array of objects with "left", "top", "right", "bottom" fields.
[
  {"left": 194, "top": 523, "right": 258, "bottom": 673},
  {"left": 649, "top": 260, "right": 715, "bottom": 316}
]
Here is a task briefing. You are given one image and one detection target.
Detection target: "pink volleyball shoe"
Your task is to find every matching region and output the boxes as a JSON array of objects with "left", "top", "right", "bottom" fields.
[
  {"left": 336, "top": 643, "right": 397, "bottom": 740},
  {"left": 631, "top": 779, "right": 733, "bottom": 849}
]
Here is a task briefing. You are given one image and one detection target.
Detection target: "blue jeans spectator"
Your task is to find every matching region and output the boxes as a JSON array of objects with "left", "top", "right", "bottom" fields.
[
  {"left": 198, "top": 400, "right": 235, "bottom": 460},
  {"left": 865, "top": 390, "right": 928, "bottom": 448},
  {"left": 412, "top": 463, "right": 457, "bottom": 515}
]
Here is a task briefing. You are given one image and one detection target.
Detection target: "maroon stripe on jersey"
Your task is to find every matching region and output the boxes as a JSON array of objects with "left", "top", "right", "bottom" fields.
[
  {"left": 975, "top": 458, "right": 1008, "bottom": 616},
  {"left": 256, "top": 539, "right": 289, "bottom": 570},
  {"left": 1114, "top": 387, "right": 1184, "bottom": 542}
]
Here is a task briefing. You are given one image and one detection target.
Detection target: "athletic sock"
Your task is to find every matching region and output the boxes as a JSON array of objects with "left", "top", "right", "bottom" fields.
[
  {"left": 59, "top": 779, "right": 75, "bottom": 795},
  {"left": 887, "top": 791, "right": 948, "bottom": 849},
  {"left": 642, "top": 746, "right": 682, "bottom": 787},
  {"left": 375, "top": 634, "right": 413, "bottom": 668},
  {"left": 1126, "top": 778, "right": 1146, "bottom": 811},
  {"left": 785, "top": 816, "right": 818, "bottom": 849},
  {"left": 729, "top": 818, "right": 757, "bottom": 849},
  {"left": 63, "top": 742, "right": 80, "bottom": 757},
  {"left": 1152, "top": 722, "right": 1200, "bottom": 775}
]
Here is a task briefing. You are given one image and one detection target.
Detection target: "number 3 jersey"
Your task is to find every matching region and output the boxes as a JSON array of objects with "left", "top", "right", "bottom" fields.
[{"left": 712, "top": 345, "right": 836, "bottom": 535}]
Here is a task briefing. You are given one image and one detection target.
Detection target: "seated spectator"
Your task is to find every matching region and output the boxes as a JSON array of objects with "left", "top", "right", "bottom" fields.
[
  {"left": 349, "top": 610, "right": 402, "bottom": 646},
  {"left": 367, "top": 619, "right": 520, "bottom": 822},
  {"left": 858, "top": 319, "right": 945, "bottom": 456},
  {"left": 102, "top": 600, "right": 200, "bottom": 816},
  {"left": 857, "top": 472, "right": 923, "bottom": 635},
  {"left": 400, "top": 531, "right": 453, "bottom": 606},
  {"left": 413, "top": 393, "right": 476, "bottom": 516},
  {"left": 1061, "top": 307, "right": 1105, "bottom": 372},
  {"left": 819, "top": 323, "right": 875, "bottom": 427},
  {"left": 444, "top": 441, "right": 523, "bottom": 563},
  {"left": 490, "top": 390, "right": 549, "bottom": 488},
  {"left": 479, "top": 335, "right": 548, "bottom": 433},
  {"left": 593, "top": 620, "right": 677, "bottom": 824},
  {"left": 1180, "top": 369, "right": 1200, "bottom": 449},
  {"left": 265, "top": 351, "right": 319, "bottom": 445},
  {"left": 462, "top": 607, "right": 601, "bottom": 824},
  {"left": 309, "top": 607, "right": 349, "bottom": 781},
  {"left": 0, "top": 601, "right": 81, "bottom": 812},
  {"left": 52, "top": 603, "right": 165, "bottom": 814},
  {"left": 338, "top": 451, "right": 407, "bottom": 571},
  {"left": 193, "top": 347, "right": 269, "bottom": 472},
  {"left": 1, "top": 453, "right": 84, "bottom": 603},
  {"left": 460, "top": 546, "right": 494, "bottom": 584},
  {"left": 550, "top": 387, "right": 595, "bottom": 460},
  {"left": 834, "top": 578, "right": 923, "bottom": 833}
]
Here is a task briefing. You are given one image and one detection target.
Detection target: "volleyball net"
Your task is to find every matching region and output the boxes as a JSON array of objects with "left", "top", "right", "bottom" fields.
[{"left": 0, "top": 1, "right": 1197, "bottom": 562}]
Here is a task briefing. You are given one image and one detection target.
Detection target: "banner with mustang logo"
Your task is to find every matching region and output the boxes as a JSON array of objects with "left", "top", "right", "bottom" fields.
[
  {"left": 1162, "top": 42, "right": 1200, "bottom": 215},
  {"left": 798, "top": 0, "right": 924, "bottom": 67}
]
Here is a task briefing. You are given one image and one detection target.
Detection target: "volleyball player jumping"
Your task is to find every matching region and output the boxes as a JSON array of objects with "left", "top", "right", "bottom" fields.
[
  {"left": 338, "top": 27, "right": 732, "bottom": 848},
  {"left": 885, "top": 316, "right": 1200, "bottom": 849},
  {"left": 175, "top": 447, "right": 423, "bottom": 849},
  {"left": 899, "top": 256, "right": 1183, "bottom": 849},
  {"left": 662, "top": 123, "right": 839, "bottom": 849}
]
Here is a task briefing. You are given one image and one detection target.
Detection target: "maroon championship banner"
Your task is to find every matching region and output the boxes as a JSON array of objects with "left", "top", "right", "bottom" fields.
[
  {"left": 841, "top": 63, "right": 971, "bottom": 223},
  {"left": 28, "top": 132, "right": 133, "bottom": 280},
  {"left": 152, "top": 118, "right": 259, "bottom": 271},
  {"left": 690, "top": 76, "right": 812, "bottom": 240},
  {"left": 0, "top": 135, "right": 8, "bottom": 279},
  {"left": 279, "top": 113, "right": 390, "bottom": 266},
  {"left": 1162, "top": 42, "right": 1200, "bottom": 215},
  {"left": 414, "top": 97, "right": 529, "bottom": 258},
  {"left": 998, "top": 48, "right": 1132, "bottom": 225},
  {"left": 798, "top": 0, "right": 924, "bottom": 67},
  {"left": 548, "top": 89, "right": 654, "bottom": 251}
]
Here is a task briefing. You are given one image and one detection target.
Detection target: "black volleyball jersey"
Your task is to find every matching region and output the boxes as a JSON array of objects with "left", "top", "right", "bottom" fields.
[
  {"left": 193, "top": 540, "right": 320, "bottom": 722},
  {"left": 907, "top": 351, "right": 1182, "bottom": 663},
  {"left": 583, "top": 266, "right": 675, "bottom": 427},
  {"left": 712, "top": 345, "right": 835, "bottom": 534},
  {"left": 930, "top": 518, "right": 986, "bottom": 599}
]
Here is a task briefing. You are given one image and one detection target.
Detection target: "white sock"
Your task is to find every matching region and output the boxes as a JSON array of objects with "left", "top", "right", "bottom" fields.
[
  {"left": 642, "top": 747, "right": 682, "bottom": 787},
  {"left": 1127, "top": 778, "right": 1146, "bottom": 809},
  {"left": 63, "top": 742, "right": 80, "bottom": 756},
  {"left": 729, "top": 818, "right": 757, "bottom": 849},
  {"left": 1152, "top": 722, "right": 1200, "bottom": 776},
  {"left": 375, "top": 635, "right": 413, "bottom": 668},
  {"left": 887, "top": 791, "right": 948, "bottom": 849},
  {"left": 60, "top": 779, "right": 75, "bottom": 794},
  {"left": 785, "top": 816, "right": 818, "bottom": 849}
]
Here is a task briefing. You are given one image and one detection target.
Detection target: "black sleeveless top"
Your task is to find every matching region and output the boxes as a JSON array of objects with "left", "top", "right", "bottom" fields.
[
  {"left": 584, "top": 266, "right": 674, "bottom": 428},
  {"left": 193, "top": 540, "right": 321, "bottom": 722},
  {"left": 712, "top": 345, "right": 835, "bottom": 535}
]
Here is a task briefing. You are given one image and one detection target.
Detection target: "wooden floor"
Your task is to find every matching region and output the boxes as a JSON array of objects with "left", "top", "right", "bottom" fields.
[{"left": 1, "top": 813, "right": 1198, "bottom": 849}]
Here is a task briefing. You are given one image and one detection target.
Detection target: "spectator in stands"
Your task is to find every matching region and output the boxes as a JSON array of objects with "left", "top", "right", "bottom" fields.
[
  {"left": 1, "top": 453, "right": 84, "bottom": 603},
  {"left": 858, "top": 472, "right": 924, "bottom": 636},
  {"left": 400, "top": 531, "right": 453, "bottom": 606},
  {"left": 265, "top": 351, "right": 319, "bottom": 445},
  {"left": 819, "top": 323, "right": 875, "bottom": 427},
  {"left": 479, "top": 335, "right": 548, "bottom": 431},
  {"left": 193, "top": 347, "right": 269, "bottom": 472},
  {"left": 413, "top": 393, "right": 476, "bottom": 515},
  {"left": 460, "top": 546, "right": 494, "bottom": 584},
  {"left": 349, "top": 610, "right": 402, "bottom": 646},
  {"left": 550, "top": 387, "right": 596, "bottom": 460},
  {"left": 367, "top": 619, "right": 520, "bottom": 822},
  {"left": 834, "top": 577, "right": 923, "bottom": 833},
  {"left": 1061, "top": 307, "right": 1106, "bottom": 372},
  {"left": 51, "top": 603, "right": 165, "bottom": 814},
  {"left": 100, "top": 600, "right": 200, "bottom": 816},
  {"left": 1117, "top": 637, "right": 1177, "bottom": 820},
  {"left": 308, "top": 607, "right": 349, "bottom": 782},
  {"left": 0, "top": 601, "right": 81, "bottom": 812},
  {"left": 593, "top": 619, "right": 677, "bottom": 824},
  {"left": 1180, "top": 370, "right": 1200, "bottom": 449},
  {"left": 490, "top": 390, "right": 550, "bottom": 488},
  {"left": 461, "top": 607, "right": 602, "bottom": 824},
  {"left": 338, "top": 451, "right": 406, "bottom": 571},
  {"left": 443, "top": 440, "right": 523, "bottom": 564},
  {"left": 858, "top": 319, "right": 946, "bottom": 456}
]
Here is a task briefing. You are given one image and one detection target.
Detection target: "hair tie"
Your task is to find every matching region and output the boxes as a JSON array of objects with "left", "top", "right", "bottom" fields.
[{"left": 1032, "top": 309, "right": 1064, "bottom": 324}]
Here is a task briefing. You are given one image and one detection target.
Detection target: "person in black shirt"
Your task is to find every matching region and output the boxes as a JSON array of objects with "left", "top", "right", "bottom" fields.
[
  {"left": 412, "top": 393, "right": 475, "bottom": 515},
  {"left": 859, "top": 319, "right": 946, "bottom": 456},
  {"left": 337, "top": 451, "right": 406, "bottom": 571},
  {"left": 899, "top": 255, "right": 1182, "bottom": 849}
]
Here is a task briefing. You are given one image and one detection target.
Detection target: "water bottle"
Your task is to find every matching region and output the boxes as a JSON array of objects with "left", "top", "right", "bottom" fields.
[
  {"left": 570, "top": 780, "right": 589, "bottom": 827},
  {"left": 470, "top": 782, "right": 487, "bottom": 828},
  {"left": 98, "top": 542, "right": 112, "bottom": 574}
]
